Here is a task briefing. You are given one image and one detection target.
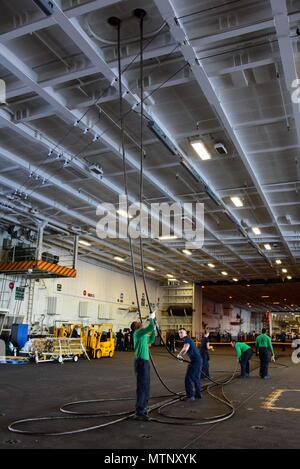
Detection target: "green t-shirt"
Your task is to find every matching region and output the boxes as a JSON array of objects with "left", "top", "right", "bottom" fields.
[
  {"left": 255, "top": 334, "right": 274, "bottom": 354},
  {"left": 133, "top": 319, "right": 156, "bottom": 360},
  {"left": 234, "top": 342, "right": 251, "bottom": 360}
]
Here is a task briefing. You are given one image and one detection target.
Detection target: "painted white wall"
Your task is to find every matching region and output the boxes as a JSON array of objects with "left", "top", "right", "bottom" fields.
[
  {"left": 0, "top": 227, "right": 160, "bottom": 332},
  {"left": 0, "top": 260, "right": 159, "bottom": 332}
]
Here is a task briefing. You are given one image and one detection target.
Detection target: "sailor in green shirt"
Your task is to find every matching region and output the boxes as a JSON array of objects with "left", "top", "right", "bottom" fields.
[
  {"left": 255, "top": 328, "right": 275, "bottom": 379},
  {"left": 130, "top": 311, "right": 156, "bottom": 421},
  {"left": 231, "top": 339, "right": 253, "bottom": 378}
]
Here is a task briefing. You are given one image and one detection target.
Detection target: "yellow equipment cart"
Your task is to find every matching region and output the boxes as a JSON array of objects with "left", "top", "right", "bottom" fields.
[{"left": 30, "top": 337, "right": 84, "bottom": 364}]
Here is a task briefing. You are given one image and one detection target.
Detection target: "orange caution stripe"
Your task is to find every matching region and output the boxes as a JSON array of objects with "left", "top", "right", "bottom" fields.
[{"left": 0, "top": 260, "right": 76, "bottom": 278}]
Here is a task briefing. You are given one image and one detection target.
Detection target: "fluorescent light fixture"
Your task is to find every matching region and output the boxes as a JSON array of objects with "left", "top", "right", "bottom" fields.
[
  {"left": 221, "top": 271, "right": 228, "bottom": 276},
  {"left": 230, "top": 196, "right": 243, "bottom": 207},
  {"left": 147, "top": 266, "right": 155, "bottom": 271},
  {"left": 273, "top": 302, "right": 280, "bottom": 305},
  {"left": 208, "top": 263, "right": 215, "bottom": 268},
  {"left": 282, "top": 268, "right": 288, "bottom": 273},
  {"left": 79, "top": 240, "right": 91, "bottom": 247},
  {"left": 233, "top": 278, "right": 238, "bottom": 282},
  {"left": 117, "top": 209, "right": 133, "bottom": 219},
  {"left": 182, "top": 249, "right": 192, "bottom": 256},
  {"left": 166, "top": 274, "right": 174, "bottom": 278},
  {"left": 262, "top": 296, "right": 269, "bottom": 299},
  {"left": 275, "top": 259, "right": 282, "bottom": 265},
  {"left": 287, "top": 276, "right": 292, "bottom": 280},
  {"left": 264, "top": 244, "right": 272, "bottom": 251},
  {"left": 182, "top": 280, "right": 189, "bottom": 284},
  {"left": 114, "top": 256, "right": 125, "bottom": 262},
  {"left": 159, "top": 235, "right": 178, "bottom": 240},
  {"left": 191, "top": 140, "right": 211, "bottom": 160},
  {"left": 252, "top": 227, "right": 261, "bottom": 235}
]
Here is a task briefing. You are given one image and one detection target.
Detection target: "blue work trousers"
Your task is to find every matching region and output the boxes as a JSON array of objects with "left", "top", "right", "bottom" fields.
[
  {"left": 185, "top": 358, "right": 202, "bottom": 398},
  {"left": 259, "top": 347, "right": 269, "bottom": 378},
  {"left": 134, "top": 358, "right": 150, "bottom": 416}
]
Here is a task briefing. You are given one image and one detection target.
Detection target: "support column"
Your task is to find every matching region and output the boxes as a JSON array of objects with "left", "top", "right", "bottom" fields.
[
  {"left": 36, "top": 221, "right": 47, "bottom": 260},
  {"left": 269, "top": 312, "right": 273, "bottom": 337},
  {"left": 192, "top": 283, "right": 203, "bottom": 340},
  {"left": 73, "top": 235, "right": 79, "bottom": 269}
]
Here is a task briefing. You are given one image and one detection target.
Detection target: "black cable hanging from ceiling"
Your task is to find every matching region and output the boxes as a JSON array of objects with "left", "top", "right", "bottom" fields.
[
  {"left": 112, "top": 15, "right": 141, "bottom": 317},
  {"left": 133, "top": 9, "right": 200, "bottom": 387}
]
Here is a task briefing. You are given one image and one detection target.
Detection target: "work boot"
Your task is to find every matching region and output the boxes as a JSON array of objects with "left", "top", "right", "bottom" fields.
[
  {"left": 133, "top": 414, "right": 150, "bottom": 421},
  {"left": 182, "top": 396, "right": 195, "bottom": 402}
]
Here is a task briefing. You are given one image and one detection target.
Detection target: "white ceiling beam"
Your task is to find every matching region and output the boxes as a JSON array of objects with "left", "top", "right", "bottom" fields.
[
  {"left": 0, "top": 0, "right": 120, "bottom": 43},
  {"left": 0, "top": 108, "right": 126, "bottom": 200},
  {"left": 0, "top": 10, "right": 263, "bottom": 275},
  {"left": 0, "top": 112, "right": 238, "bottom": 278},
  {"left": 271, "top": 0, "right": 300, "bottom": 148},
  {"left": 0, "top": 107, "right": 251, "bottom": 277},
  {"left": 191, "top": 20, "right": 274, "bottom": 49},
  {"left": 234, "top": 115, "right": 292, "bottom": 129},
  {"left": 13, "top": 74, "right": 194, "bottom": 123},
  {"left": 0, "top": 168, "right": 215, "bottom": 280},
  {"left": 248, "top": 144, "right": 299, "bottom": 154},
  {"left": 209, "top": 58, "right": 275, "bottom": 77},
  {"left": 154, "top": 0, "right": 297, "bottom": 267},
  {"left": 6, "top": 44, "right": 178, "bottom": 101},
  {"left": 63, "top": 0, "right": 121, "bottom": 17}
]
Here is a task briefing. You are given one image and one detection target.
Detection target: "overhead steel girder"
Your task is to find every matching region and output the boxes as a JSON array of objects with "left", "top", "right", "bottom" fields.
[
  {"left": 5, "top": 55, "right": 275, "bottom": 103},
  {"left": 0, "top": 146, "right": 239, "bottom": 281},
  {"left": 5, "top": 43, "right": 178, "bottom": 101},
  {"left": 0, "top": 0, "right": 121, "bottom": 42},
  {"left": 0, "top": 206, "right": 160, "bottom": 281},
  {"left": 0, "top": 110, "right": 245, "bottom": 280},
  {"left": 191, "top": 20, "right": 275, "bottom": 49},
  {"left": 1, "top": 6, "right": 268, "bottom": 276},
  {"left": 50, "top": 3, "right": 266, "bottom": 274},
  {"left": 0, "top": 146, "right": 186, "bottom": 270},
  {"left": 13, "top": 75, "right": 194, "bottom": 123},
  {"left": 270, "top": 1, "right": 300, "bottom": 151},
  {"left": 153, "top": 0, "right": 297, "bottom": 267},
  {"left": 0, "top": 175, "right": 199, "bottom": 280},
  {"left": 0, "top": 144, "right": 220, "bottom": 277},
  {"left": 0, "top": 59, "right": 251, "bottom": 277},
  {"left": 187, "top": 10, "right": 300, "bottom": 49}
]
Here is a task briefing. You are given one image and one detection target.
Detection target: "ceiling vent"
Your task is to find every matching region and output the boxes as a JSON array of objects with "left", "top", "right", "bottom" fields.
[
  {"left": 89, "top": 164, "right": 103, "bottom": 177},
  {"left": 214, "top": 142, "right": 228, "bottom": 155},
  {"left": 277, "top": 215, "right": 292, "bottom": 225}
]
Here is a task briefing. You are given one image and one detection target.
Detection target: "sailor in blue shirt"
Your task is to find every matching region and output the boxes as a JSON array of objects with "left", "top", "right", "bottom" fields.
[{"left": 177, "top": 328, "right": 202, "bottom": 401}]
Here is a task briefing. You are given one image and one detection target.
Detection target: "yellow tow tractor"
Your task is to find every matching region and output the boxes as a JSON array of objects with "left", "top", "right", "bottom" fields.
[{"left": 86, "top": 323, "right": 115, "bottom": 359}]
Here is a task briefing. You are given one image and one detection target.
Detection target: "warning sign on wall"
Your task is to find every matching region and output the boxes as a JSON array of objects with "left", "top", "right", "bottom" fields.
[{"left": 15, "top": 287, "right": 25, "bottom": 301}]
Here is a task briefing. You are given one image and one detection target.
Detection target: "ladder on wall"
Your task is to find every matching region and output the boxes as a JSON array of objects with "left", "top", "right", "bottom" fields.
[
  {"left": 0, "top": 275, "right": 11, "bottom": 309},
  {"left": 27, "top": 279, "right": 35, "bottom": 325}
]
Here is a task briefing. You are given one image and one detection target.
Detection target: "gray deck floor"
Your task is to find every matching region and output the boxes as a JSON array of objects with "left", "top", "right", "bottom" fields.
[{"left": 0, "top": 346, "right": 299, "bottom": 449}]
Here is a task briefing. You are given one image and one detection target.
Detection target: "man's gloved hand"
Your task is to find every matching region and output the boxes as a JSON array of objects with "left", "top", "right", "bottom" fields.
[
  {"left": 271, "top": 355, "right": 276, "bottom": 362},
  {"left": 177, "top": 354, "right": 183, "bottom": 361},
  {"left": 149, "top": 310, "right": 156, "bottom": 320}
]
